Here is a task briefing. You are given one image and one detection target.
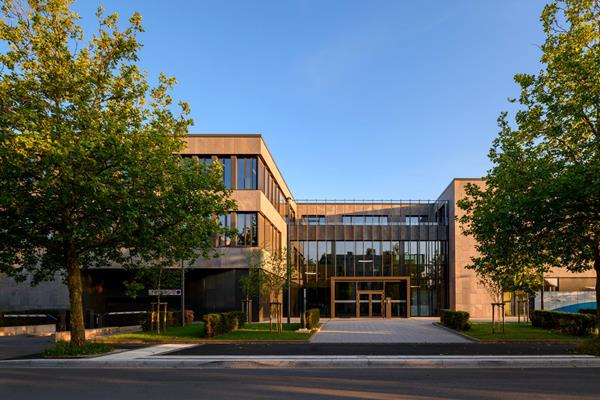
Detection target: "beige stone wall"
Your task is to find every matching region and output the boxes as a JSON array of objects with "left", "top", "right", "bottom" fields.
[
  {"left": 438, "top": 178, "right": 494, "bottom": 318},
  {"left": 182, "top": 134, "right": 297, "bottom": 214}
]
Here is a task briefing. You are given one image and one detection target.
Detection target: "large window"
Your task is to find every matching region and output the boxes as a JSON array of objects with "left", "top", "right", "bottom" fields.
[
  {"left": 217, "top": 213, "right": 233, "bottom": 247},
  {"left": 216, "top": 157, "right": 232, "bottom": 189},
  {"left": 303, "top": 215, "right": 326, "bottom": 225},
  {"left": 237, "top": 157, "right": 257, "bottom": 190},
  {"left": 236, "top": 212, "right": 257, "bottom": 246},
  {"left": 341, "top": 215, "right": 389, "bottom": 225},
  {"left": 404, "top": 215, "right": 428, "bottom": 225}
]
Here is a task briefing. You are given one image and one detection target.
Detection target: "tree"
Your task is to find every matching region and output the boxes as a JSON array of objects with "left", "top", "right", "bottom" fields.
[
  {"left": 458, "top": 0, "right": 600, "bottom": 325},
  {"left": 249, "top": 248, "right": 288, "bottom": 333},
  {"left": 124, "top": 264, "right": 182, "bottom": 334},
  {"left": 0, "top": 0, "right": 235, "bottom": 346},
  {"left": 239, "top": 259, "right": 261, "bottom": 323}
]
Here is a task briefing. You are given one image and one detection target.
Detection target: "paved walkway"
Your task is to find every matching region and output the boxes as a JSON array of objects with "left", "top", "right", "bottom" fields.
[{"left": 310, "top": 318, "right": 472, "bottom": 343}]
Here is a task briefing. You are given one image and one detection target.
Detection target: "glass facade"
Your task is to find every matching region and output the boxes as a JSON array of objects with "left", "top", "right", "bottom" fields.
[
  {"left": 217, "top": 211, "right": 281, "bottom": 252},
  {"left": 181, "top": 154, "right": 291, "bottom": 219},
  {"left": 237, "top": 157, "right": 257, "bottom": 190},
  {"left": 291, "top": 201, "right": 449, "bottom": 317}
]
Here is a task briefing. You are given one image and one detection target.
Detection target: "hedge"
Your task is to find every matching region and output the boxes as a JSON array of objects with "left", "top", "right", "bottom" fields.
[
  {"left": 202, "top": 313, "right": 223, "bottom": 337},
  {"left": 202, "top": 311, "right": 245, "bottom": 338},
  {"left": 531, "top": 310, "right": 595, "bottom": 336},
  {"left": 439, "top": 309, "right": 470, "bottom": 331},
  {"left": 578, "top": 308, "right": 597, "bottom": 316},
  {"left": 305, "top": 308, "right": 320, "bottom": 330}
]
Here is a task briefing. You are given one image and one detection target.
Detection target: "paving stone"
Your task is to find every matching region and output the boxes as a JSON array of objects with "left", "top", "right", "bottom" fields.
[{"left": 310, "top": 318, "right": 472, "bottom": 343}]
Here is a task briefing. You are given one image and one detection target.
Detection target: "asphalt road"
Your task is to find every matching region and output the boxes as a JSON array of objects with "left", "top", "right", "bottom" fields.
[{"left": 2, "top": 367, "right": 599, "bottom": 400}]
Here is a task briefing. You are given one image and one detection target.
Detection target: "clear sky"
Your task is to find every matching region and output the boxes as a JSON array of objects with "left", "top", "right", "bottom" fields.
[{"left": 75, "top": 0, "right": 548, "bottom": 200}]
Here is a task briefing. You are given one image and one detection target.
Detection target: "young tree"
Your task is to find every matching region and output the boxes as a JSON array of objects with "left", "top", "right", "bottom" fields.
[
  {"left": 249, "top": 248, "right": 288, "bottom": 333},
  {"left": 239, "top": 260, "right": 261, "bottom": 323},
  {"left": 124, "top": 264, "right": 182, "bottom": 333},
  {"left": 0, "top": 0, "right": 235, "bottom": 346},
  {"left": 459, "top": 0, "right": 600, "bottom": 324}
]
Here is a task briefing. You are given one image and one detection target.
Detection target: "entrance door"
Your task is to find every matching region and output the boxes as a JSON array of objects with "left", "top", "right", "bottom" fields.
[{"left": 357, "top": 291, "right": 384, "bottom": 318}]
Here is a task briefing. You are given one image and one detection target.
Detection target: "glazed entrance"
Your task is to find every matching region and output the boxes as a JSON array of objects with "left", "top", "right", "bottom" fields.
[{"left": 331, "top": 277, "right": 409, "bottom": 318}]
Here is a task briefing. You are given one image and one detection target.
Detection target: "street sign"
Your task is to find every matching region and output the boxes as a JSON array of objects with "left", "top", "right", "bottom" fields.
[{"left": 148, "top": 289, "right": 182, "bottom": 296}]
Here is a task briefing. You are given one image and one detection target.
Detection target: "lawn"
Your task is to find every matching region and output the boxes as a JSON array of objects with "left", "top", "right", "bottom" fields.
[
  {"left": 100, "top": 322, "right": 315, "bottom": 342},
  {"left": 464, "top": 322, "right": 585, "bottom": 342},
  {"left": 105, "top": 323, "right": 205, "bottom": 342},
  {"left": 215, "top": 322, "right": 314, "bottom": 341}
]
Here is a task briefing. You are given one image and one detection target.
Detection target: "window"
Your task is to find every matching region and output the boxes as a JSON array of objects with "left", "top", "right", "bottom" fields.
[
  {"left": 218, "top": 213, "right": 232, "bottom": 246},
  {"left": 405, "top": 215, "right": 428, "bottom": 225},
  {"left": 236, "top": 212, "right": 257, "bottom": 246},
  {"left": 199, "top": 156, "right": 213, "bottom": 166},
  {"left": 237, "top": 157, "right": 257, "bottom": 189},
  {"left": 216, "top": 157, "right": 231, "bottom": 189},
  {"left": 341, "top": 215, "right": 389, "bottom": 225},
  {"left": 303, "top": 215, "right": 326, "bottom": 225}
]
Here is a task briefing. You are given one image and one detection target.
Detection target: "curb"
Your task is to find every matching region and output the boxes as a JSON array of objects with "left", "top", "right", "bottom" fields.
[
  {"left": 432, "top": 323, "right": 480, "bottom": 342},
  {"left": 2, "top": 355, "right": 600, "bottom": 369}
]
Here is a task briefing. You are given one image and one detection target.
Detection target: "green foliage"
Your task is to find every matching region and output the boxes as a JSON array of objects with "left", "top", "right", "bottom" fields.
[
  {"left": 578, "top": 308, "right": 597, "bottom": 315},
  {"left": 202, "top": 313, "right": 222, "bottom": 337},
  {"left": 439, "top": 309, "right": 471, "bottom": 331},
  {"left": 531, "top": 310, "right": 595, "bottom": 336},
  {"left": 457, "top": 0, "right": 600, "bottom": 314},
  {"left": 467, "top": 322, "right": 585, "bottom": 342},
  {"left": 305, "top": 308, "right": 320, "bottom": 330},
  {"left": 0, "top": 0, "right": 235, "bottom": 345},
  {"left": 215, "top": 322, "right": 313, "bottom": 341},
  {"left": 249, "top": 248, "right": 289, "bottom": 299},
  {"left": 576, "top": 337, "right": 600, "bottom": 355},
  {"left": 44, "top": 341, "right": 112, "bottom": 357},
  {"left": 202, "top": 311, "right": 245, "bottom": 338},
  {"left": 106, "top": 324, "right": 205, "bottom": 342},
  {"left": 140, "top": 310, "right": 194, "bottom": 331},
  {"left": 239, "top": 264, "right": 262, "bottom": 300},
  {"left": 229, "top": 311, "right": 245, "bottom": 329}
]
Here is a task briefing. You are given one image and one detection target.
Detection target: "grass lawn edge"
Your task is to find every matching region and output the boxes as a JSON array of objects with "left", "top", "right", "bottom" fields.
[
  {"left": 443, "top": 321, "right": 587, "bottom": 343},
  {"left": 98, "top": 322, "right": 318, "bottom": 345}
]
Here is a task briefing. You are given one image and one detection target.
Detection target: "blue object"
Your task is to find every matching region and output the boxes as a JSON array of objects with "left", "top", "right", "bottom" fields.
[{"left": 553, "top": 302, "right": 597, "bottom": 313}]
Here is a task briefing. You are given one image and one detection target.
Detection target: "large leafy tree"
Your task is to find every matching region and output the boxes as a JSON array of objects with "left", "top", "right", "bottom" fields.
[
  {"left": 459, "top": 0, "right": 599, "bottom": 323},
  {"left": 0, "top": 0, "right": 235, "bottom": 346}
]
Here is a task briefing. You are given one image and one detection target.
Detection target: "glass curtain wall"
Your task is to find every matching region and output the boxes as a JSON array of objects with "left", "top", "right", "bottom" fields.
[{"left": 290, "top": 202, "right": 449, "bottom": 317}]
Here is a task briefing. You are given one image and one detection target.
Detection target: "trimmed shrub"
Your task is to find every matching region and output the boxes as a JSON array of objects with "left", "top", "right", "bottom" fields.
[
  {"left": 202, "top": 311, "right": 245, "bottom": 337},
  {"left": 221, "top": 312, "right": 239, "bottom": 332},
  {"left": 202, "top": 313, "right": 223, "bottom": 337},
  {"left": 531, "top": 310, "right": 595, "bottom": 336},
  {"left": 578, "top": 308, "right": 597, "bottom": 316},
  {"left": 230, "top": 311, "right": 245, "bottom": 329},
  {"left": 440, "top": 309, "right": 470, "bottom": 331},
  {"left": 305, "top": 308, "right": 320, "bottom": 330}
]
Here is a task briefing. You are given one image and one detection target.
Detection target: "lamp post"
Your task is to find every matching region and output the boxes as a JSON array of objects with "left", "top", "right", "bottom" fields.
[
  {"left": 286, "top": 197, "right": 292, "bottom": 324},
  {"left": 180, "top": 259, "right": 186, "bottom": 327}
]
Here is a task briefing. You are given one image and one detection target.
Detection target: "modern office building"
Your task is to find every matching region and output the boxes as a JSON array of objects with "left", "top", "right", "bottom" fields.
[{"left": 0, "top": 134, "right": 595, "bottom": 321}]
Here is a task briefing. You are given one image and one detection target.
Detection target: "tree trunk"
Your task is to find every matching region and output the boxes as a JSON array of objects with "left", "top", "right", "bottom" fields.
[
  {"left": 594, "top": 243, "right": 600, "bottom": 334},
  {"left": 66, "top": 256, "right": 86, "bottom": 347}
]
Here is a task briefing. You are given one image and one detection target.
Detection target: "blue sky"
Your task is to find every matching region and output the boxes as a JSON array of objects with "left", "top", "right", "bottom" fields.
[{"left": 75, "top": 0, "right": 547, "bottom": 200}]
